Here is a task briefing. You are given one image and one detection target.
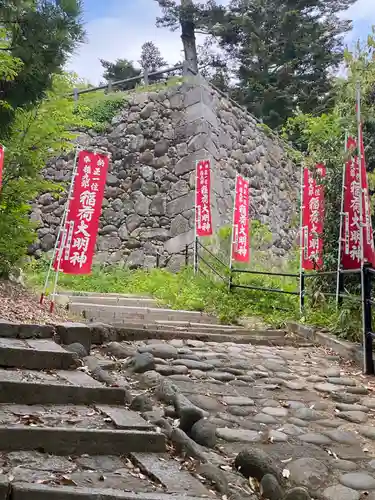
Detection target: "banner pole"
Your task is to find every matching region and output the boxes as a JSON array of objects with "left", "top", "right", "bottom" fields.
[
  {"left": 357, "top": 82, "right": 369, "bottom": 373},
  {"left": 299, "top": 162, "right": 305, "bottom": 314},
  {"left": 40, "top": 148, "right": 80, "bottom": 305},
  {"left": 193, "top": 161, "right": 198, "bottom": 275},
  {"left": 41, "top": 148, "right": 80, "bottom": 309},
  {"left": 228, "top": 174, "right": 238, "bottom": 291},
  {"left": 336, "top": 131, "right": 348, "bottom": 309},
  {"left": 357, "top": 82, "right": 365, "bottom": 266}
]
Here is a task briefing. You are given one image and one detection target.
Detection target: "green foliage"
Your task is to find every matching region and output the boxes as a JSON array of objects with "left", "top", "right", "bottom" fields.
[
  {"left": 156, "top": 0, "right": 355, "bottom": 129},
  {"left": 100, "top": 58, "right": 141, "bottom": 90},
  {"left": 75, "top": 93, "right": 127, "bottom": 132},
  {"left": 0, "top": 73, "right": 91, "bottom": 276},
  {"left": 0, "top": 0, "right": 84, "bottom": 136},
  {"left": 139, "top": 41, "right": 167, "bottom": 76}
]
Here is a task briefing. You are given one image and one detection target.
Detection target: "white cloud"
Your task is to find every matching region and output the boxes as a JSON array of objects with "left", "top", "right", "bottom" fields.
[{"left": 66, "top": 0, "right": 375, "bottom": 84}]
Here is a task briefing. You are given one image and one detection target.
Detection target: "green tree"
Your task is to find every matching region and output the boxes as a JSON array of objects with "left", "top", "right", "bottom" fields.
[
  {"left": 155, "top": 0, "right": 356, "bottom": 129},
  {"left": 0, "top": 73, "right": 92, "bottom": 276},
  {"left": 100, "top": 58, "right": 141, "bottom": 90},
  {"left": 139, "top": 41, "right": 167, "bottom": 83},
  {"left": 0, "top": 0, "right": 85, "bottom": 136}
]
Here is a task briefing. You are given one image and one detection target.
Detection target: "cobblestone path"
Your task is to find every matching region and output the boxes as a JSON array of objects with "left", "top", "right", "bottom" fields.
[{"left": 95, "top": 338, "right": 375, "bottom": 500}]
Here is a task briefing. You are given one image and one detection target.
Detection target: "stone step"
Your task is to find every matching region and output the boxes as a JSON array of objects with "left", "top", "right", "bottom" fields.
[
  {"left": 0, "top": 368, "right": 127, "bottom": 405},
  {"left": 69, "top": 303, "right": 219, "bottom": 325},
  {"left": 10, "top": 484, "right": 210, "bottom": 500},
  {"left": 58, "top": 294, "right": 158, "bottom": 308},
  {"left": 0, "top": 404, "right": 165, "bottom": 455},
  {"left": 112, "top": 326, "right": 288, "bottom": 345},
  {"left": 0, "top": 338, "right": 76, "bottom": 370},
  {"left": 1, "top": 450, "right": 211, "bottom": 500}
]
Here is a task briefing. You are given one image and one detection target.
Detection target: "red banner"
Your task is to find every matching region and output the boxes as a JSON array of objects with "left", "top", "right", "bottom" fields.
[
  {"left": 195, "top": 159, "right": 213, "bottom": 237},
  {"left": 301, "top": 164, "right": 326, "bottom": 271},
  {"left": 341, "top": 135, "right": 375, "bottom": 269},
  {"left": 359, "top": 126, "right": 375, "bottom": 266},
  {"left": 54, "top": 150, "right": 109, "bottom": 275},
  {"left": 231, "top": 175, "right": 250, "bottom": 263},
  {"left": 0, "top": 145, "right": 4, "bottom": 191}
]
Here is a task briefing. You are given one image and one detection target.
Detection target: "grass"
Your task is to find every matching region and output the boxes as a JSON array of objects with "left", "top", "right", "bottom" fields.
[{"left": 25, "top": 256, "right": 363, "bottom": 340}]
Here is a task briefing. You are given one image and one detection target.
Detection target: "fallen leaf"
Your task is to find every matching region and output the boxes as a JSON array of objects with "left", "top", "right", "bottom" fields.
[{"left": 282, "top": 469, "right": 290, "bottom": 479}]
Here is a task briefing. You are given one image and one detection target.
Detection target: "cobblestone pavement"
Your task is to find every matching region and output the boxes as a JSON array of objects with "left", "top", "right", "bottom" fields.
[{"left": 95, "top": 339, "right": 375, "bottom": 500}]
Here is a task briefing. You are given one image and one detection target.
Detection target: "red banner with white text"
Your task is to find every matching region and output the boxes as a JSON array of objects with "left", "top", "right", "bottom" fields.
[
  {"left": 301, "top": 164, "right": 326, "bottom": 271},
  {"left": 231, "top": 175, "right": 250, "bottom": 263},
  {"left": 195, "top": 159, "right": 213, "bottom": 237},
  {"left": 359, "top": 126, "right": 375, "bottom": 266},
  {"left": 341, "top": 135, "right": 375, "bottom": 268},
  {"left": 0, "top": 145, "right": 4, "bottom": 191},
  {"left": 54, "top": 150, "right": 109, "bottom": 274}
]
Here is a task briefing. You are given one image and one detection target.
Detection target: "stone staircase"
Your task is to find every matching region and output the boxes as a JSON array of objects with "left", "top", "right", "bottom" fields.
[
  {"left": 0, "top": 324, "right": 214, "bottom": 499},
  {"left": 55, "top": 292, "right": 289, "bottom": 345}
]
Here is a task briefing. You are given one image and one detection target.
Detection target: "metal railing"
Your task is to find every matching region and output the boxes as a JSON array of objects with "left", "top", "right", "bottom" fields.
[
  {"left": 191, "top": 238, "right": 374, "bottom": 374},
  {"left": 71, "top": 61, "right": 196, "bottom": 101}
]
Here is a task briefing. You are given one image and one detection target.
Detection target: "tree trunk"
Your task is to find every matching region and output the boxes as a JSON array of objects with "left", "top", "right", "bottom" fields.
[{"left": 180, "top": 0, "right": 198, "bottom": 74}]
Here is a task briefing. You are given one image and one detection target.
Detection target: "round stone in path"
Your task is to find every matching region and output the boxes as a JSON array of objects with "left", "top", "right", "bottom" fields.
[
  {"left": 314, "top": 382, "right": 341, "bottom": 394},
  {"left": 138, "top": 343, "right": 178, "bottom": 359},
  {"left": 339, "top": 472, "right": 375, "bottom": 490},
  {"left": 262, "top": 407, "right": 288, "bottom": 418},
  {"left": 361, "top": 397, "right": 375, "bottom": 409},
  {"left": 359, "top": 426, "right": 375, "bottom": 440},
  {"left": 292, "top": 408, "right": 323, "bottom": 421},
  {"left": 338, "top": 411, "right": 368, "bottom": 424},
  {"left": 278, "top": 424, "right": 305, "bottom": 437},
  {"left": 321, "top": 430, "right": 358, "bottom": 445},
  {"left": 327, "top": 377, "right": 357, "bottom": 387},
  {"left": 323, "top": 484, "right": 360, "bottom": 500},
  {"left": 209, "top": 371, "right": 235, "bottom": 382},
  {"left": 253, "top": 413, "right": 278, "bottom": 424},
  {"left": 332, "top": 392, "right": 361, "bottom": 404},
  {"left": 330, "top": 460, "right": 358, "bottom": 472},
  {"left": 221, "top": 396, "right": 255, "bottom": 406},
  {"left": 216, "top": 428, "right": 262, "bottom": 443},
  {"left": 288, "top": 457, "right": 329, "bottom": 492},
  {"left": 299, "top": 433, "right": 332, "bottom": 446},
  {"left": 268, "top": 430, "right": 288, "bottom": 442}
]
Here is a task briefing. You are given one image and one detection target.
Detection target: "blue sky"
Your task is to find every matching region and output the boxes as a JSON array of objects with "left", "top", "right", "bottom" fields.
[{"left": 67, "top": 0, "right": 375, "bottom": 84}]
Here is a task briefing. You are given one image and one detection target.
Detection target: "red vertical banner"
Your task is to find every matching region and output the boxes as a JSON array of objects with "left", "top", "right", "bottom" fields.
[
  {"left": 341, "top": 136, "right": 375, "bottom": 269},
  {"left": 301, "top": 164, "right": 326, "bottom": 271},
  {"left": 231, "top": 175, "right": 250, "bottom": 263},
  {"left": 54, "top": 150, "right": 109, "bottom": 275},
  {"left": 359, "top": 126, "right": 375, "bottom": 266},
  {"left": 195, "top": 159, "right": 213, "bottom": 237},
  {"left": 0, "top": 145, "right": 4, "bottom": 191}
]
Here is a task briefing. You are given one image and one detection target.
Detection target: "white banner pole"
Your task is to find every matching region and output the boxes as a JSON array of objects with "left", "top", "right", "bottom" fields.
[
  {"left": 40, "top": 148, "right": 80, "bottom": 305},
  {"left": 357, "top": 83, "right": 365, "bottom": 266},
  {"left": 336, "top": 132, "right": 348, "bottom": 308},
  {"left": 299, "top": 163, "right": 305, "bottom": 314},
  {"left": 193, "top": 160, "right": 198, "bottom": 274}
]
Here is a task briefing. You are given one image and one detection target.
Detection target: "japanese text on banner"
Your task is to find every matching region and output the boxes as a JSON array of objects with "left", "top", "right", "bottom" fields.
[
  {"left": 341, "top": 136, "right": 375, "bottom": 269},
  {"left": 231, "top": 175, "right": 250, "bottom": 263},
  {"left": 195, "top": 159, "right": 213, "bottom": 237},
  {"left": 0, "top": 145, "right": 4, "bottom": 191},
  {"left": 301, "top": 164, "right": 326, "bottom": 271},
  {"left": 54, "top": 150, "right": 109, "bottom": 275}
]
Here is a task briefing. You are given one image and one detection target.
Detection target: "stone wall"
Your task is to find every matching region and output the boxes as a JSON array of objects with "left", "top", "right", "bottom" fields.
[{"left": 30, "top": 75, "right": 299, "bottom": 270}]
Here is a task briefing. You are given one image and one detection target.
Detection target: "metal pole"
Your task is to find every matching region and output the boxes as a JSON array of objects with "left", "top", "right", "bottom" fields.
[
  {"left": 336, "top": 131, "right": 348, "bottom": 309},
  {"left": 229, "top": 174, "right": 238, "bottom": 291},
  {"left": 40, "top": 148, "right": 80, "bottom": 305},
  {"left": 362, "top": 264, "right": 374, "bottom": 374},
  {"left": 194, "top": 161, "right": 198, "bottom": 274},
  {"left": 299, "top": 163, "right": 305, "bottom": 314},
  {"left": 357, "top": 82, "right": 369, "bottom": 373}
]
